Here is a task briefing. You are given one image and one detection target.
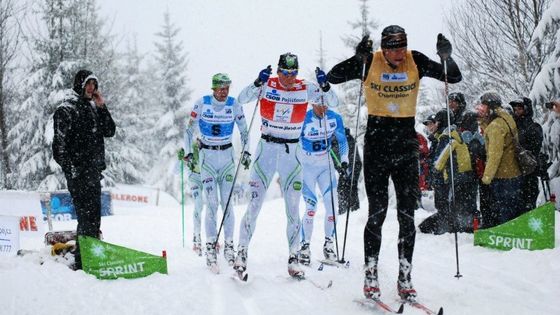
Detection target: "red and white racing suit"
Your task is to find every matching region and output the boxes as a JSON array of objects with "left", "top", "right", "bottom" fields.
[{"left": 236, "top": 77, "right": 338, "bottom": 258}]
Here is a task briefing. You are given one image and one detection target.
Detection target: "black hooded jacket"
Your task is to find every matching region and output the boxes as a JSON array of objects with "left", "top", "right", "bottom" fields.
[
  {"left": 514, "top": 104, "right": 543, "bottom": 158},
  {"left": 52, "top": 70, "right": 115, "bottom": 176}
]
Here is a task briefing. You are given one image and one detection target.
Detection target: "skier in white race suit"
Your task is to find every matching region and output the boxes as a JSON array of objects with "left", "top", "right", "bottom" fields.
[
  {"left": 299, "top": 104, "right": 349, "bottom": 266},
  {"left": 184, "top": 73, "right": 251, "bottom": 269},
  {"left": 233, "top": 52, "right": 339, "bottom": 278}
]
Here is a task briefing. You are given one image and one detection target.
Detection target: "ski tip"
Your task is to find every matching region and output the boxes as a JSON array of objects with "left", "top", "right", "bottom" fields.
[
  {"left": 397, "top": 304, "right": 404, "bottom": 314},
  {"left": 437, "top": 307, "right": 444, "bottom": 315}
]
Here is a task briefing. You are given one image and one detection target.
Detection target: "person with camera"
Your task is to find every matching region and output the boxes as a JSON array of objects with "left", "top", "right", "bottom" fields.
[
  {"left": 52, "top": 70, "right": 116, "bottom": 270},
  {"left": 510, "top": 97, "right": 543, "bottom": 214}
]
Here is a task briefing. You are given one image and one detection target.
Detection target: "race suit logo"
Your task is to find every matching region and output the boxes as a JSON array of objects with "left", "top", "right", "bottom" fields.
[
  {"left": 381, "top": 72, "right": 408, "bottom": 82},
  {"left": 292, "top": 181, "right": 302, "bottom": 191}
]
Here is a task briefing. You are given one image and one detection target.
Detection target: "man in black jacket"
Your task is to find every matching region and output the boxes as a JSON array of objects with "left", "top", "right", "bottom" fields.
[
  {"left": 52, "top": 69, "right": 116, "bottom": 270},
  {"left": 510, "top": 97, "right": 543, "bottom": 214},
  {"left": 327, "top": 25, "right": 462, "bottom": 301}
]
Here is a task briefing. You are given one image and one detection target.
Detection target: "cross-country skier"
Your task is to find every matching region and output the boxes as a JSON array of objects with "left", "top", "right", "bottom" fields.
[
  {"left": 299, "top": 103, "right": 348, "bottom": 265},
  {"left": 234, "top": 53, "right": 339, "bottom": 279},
  {"left": 184, "top": 73, "right": 250, "bottom": 270},
  {"left": 326, "top": 25, "right": 462, "bottom": 301}
]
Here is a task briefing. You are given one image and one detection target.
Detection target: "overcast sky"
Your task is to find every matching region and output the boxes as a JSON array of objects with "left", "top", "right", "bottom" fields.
[{"left": 98, "top": 0, "right": 451, "bottom": 100}]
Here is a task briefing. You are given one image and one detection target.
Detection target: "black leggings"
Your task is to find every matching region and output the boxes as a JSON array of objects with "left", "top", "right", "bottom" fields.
[{"left": 362, "top": 118, "right": 419, "bottom": 265}]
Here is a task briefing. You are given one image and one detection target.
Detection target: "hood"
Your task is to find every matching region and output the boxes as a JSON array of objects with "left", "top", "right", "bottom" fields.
[{"left": 73, "top": 69, "right": 98, "bottom": 97}]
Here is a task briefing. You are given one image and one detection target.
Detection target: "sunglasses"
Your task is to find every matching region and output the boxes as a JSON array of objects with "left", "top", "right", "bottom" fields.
[{"left": 279, "top": 68, "right": 298, "bottom": 77}]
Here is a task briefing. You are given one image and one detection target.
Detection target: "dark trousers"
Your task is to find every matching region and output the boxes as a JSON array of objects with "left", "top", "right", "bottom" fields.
[
  {"left": 66, "top": 170, "right": 102, "bottom": 269},
  {"left": 363, "top": 146, "right": 418, "bottom": 265},
  {"left": 520, "top": 175, "right": 539, "bottom": 214},
  {"left": 487, "top": 176, "right": 522, "bottom": 227}
]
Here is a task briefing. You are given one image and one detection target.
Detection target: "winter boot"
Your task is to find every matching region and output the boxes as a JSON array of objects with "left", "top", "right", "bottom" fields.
[
  {"left": 288, "top": 254, "right": 305, "bottom": 278},
  {"left": 299, "top": 242, "right": 311, "bottom": 266},
  {"left": 363, "top": 258, "right": 380, "bottom": 299},
  {"left": 397, "top": 258, "right": 417, "bottom": 301},
  {"left": 205, "top": 242, "right": 218, "bottom": 267},
  {"left": 323, "top": 237, "right": 337, "bottom": 261},
  {"left": 192, "top": 234, "right": 202, "bottom": 256},
  {"left": 233, "top": 246, "right": 248, "bottom": 272},
  {"left": 224, "top": 240, "right": 235, "bottom": 266}
]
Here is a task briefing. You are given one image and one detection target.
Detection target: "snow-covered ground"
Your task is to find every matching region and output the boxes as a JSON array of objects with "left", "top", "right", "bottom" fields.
[{"left": 1, "top": 194, "right": 559, "bottom": 315}]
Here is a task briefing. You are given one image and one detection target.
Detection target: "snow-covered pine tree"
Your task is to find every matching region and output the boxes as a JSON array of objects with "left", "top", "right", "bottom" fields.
[
  {"left": 446, "top": 0, "right": 558, "bottom": 104},
  {"left": 148, "top": 10, "right": 191, "bottom": 197},
  {"left": 103, "top": 36, "right": 151, "bottom": 185},
  {"left": 338, "top": 0, "right": 379, "bottom": 143},
  {"left": 531, "top": 0, "right": 560, "bottom": 181},
  {"left": 8, "top": 0, "right": 117, "bottom": 190},
  {"left": 0, "top": 0, "right": 24, "bottom": 189}
]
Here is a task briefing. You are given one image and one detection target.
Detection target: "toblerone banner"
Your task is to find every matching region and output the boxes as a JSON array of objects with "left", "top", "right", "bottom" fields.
[
  {"left": 474, "top": 202, "right": 555, "bottom": 251},
  {"left": 80, "top": 236, "right": 167, "bottom": 280}
]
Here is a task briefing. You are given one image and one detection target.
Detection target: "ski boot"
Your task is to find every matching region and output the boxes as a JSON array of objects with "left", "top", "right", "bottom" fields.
[
  {"left": 363, "top": 258, "right": 380, "bottom": 299},
  {"left": 323, "top": 237, "right": 337, "bottom": 261},
  {"left": 397, "top": 258, "right": 417, "bottom": 301},
  {"left": 224, "top": 240, "right": 235, "bottom": 266},
  {"left": 233, "top": 246, "right": 248, "bottom": 273},
  {"left": 205, "top": 242, "right": 219, "bottom": 273},
  {"left": 288, "top": 254, "right": 305, "bottom": 279},
  {"left": 192, "top": 234, "right": 202, "bottom": 256},
  {"left": 299, "top": 242, "right": 311, "bottom": 266}
]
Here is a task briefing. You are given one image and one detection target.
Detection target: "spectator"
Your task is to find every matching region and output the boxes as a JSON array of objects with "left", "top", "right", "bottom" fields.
[
  {"left": 476, "top": 91, "right": 522, "bottom": 227},
  {"left": 52, "top": 70, "right": 116, "bottom": 270},
  {"left": 510, "top": 97, "right": 543, "bottom": 214}
]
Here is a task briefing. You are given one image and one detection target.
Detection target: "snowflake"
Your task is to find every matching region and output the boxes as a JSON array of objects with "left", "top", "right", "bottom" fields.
[
  {"left": 91, "top": 243, "right": 106, "bottom": 258},
  {"left": 528, "top": 217, "right": 544, "bottom": 234}
]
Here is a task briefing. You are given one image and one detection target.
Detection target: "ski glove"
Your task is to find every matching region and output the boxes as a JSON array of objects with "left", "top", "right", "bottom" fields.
[
  {"left": 241, "top": 151, "right": 251, "bottom": 170},
  {"left": 355, "top": 35, "right": 373, "bottom": 59},
  {"left": 177, "top": 148, "right": 185, "bottom": 161},
  {"left": 338, "top": 161, "right": 351, "bottom": 179},
  {"left": 183, "top": 153, "right": 196, "bottom": 171},
  {"left": 436, "top": 33, "right": 452, "bottom": 61},
  {"left": 254, "top": 65, "right": 272, "bottom": 87},
  {"left": 315, "top": 67, "right": 330, "bottom": 92}
]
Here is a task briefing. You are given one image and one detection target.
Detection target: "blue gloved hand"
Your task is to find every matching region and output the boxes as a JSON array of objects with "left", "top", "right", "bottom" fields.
[
  {"left": 315, "top": 67, "right": 329, "bottom": 91},
  {"left": 254, "top": 65, "right": 272, "bottom": 87}
]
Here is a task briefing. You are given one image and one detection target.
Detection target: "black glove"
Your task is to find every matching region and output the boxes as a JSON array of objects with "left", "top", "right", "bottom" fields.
[
  {"left": 338, "top": 162, "right": 350, "bottom": 179},
  {"left": 183, "top": 153, "right": 195, "bottom": 171},
  {"left": 436, "top": 33, "right": 452, "bottom": 60},
  {"left": 254, "top": 65, "right": 272, "bottom": 87},
  {"left": 241, "top": 151, "right": 251, "bottom": 170},
  {"left": 355, "top": 35, "right": 373, "bottom": 58}
]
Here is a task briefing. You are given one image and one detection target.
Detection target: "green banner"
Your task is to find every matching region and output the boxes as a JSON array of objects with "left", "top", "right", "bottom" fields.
[
  {"left": 474, "top": 202, "right": 555, "bottom": 251},
  {"left": 80, "top": 236, "right": 168, "bottom": 279}
]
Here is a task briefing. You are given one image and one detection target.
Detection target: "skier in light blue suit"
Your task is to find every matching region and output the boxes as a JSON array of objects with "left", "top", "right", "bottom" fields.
[
  {"left": 299, "top": 103, "right": 349, "bottom": 264},
  {"left": 184, "top": 73, "right": 251, "bottom": 270}
]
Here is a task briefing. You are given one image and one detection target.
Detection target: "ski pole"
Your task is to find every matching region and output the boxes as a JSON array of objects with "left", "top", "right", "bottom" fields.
[
  {"left": 214, "top": 89, "right": 262, "bottom": 249},
  {"left": 319, "top": 94, "right": 340, "bottom": 260},
  {"left": 180, "top": 152, "right": 186, "bottom": 248},
  {"left": 329, "top": 149, "right": 342, "bottom": 167},
  {"left": 443, "top": 59, "right": 462, "bottom": 279},
  {"left": 340, "top": 55, "right": 367, "bottom": 264}
]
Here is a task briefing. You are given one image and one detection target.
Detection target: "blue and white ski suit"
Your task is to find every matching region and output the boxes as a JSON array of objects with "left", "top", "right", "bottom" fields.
[
  {"left": 185, "top": 95, "right": 248, "bottom": 244},
  {"left": 300, "top": 109, "right": 348, "bottom": 244}
]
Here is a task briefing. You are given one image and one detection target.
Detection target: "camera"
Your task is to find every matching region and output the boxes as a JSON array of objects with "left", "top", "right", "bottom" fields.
[{"left": 545, "top": 102, "right": 554, "bottom": 109}]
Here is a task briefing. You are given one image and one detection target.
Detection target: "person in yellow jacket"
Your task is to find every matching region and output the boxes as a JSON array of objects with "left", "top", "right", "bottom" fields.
[
  {"left": 475, "top": 91, "right": 522, "bottom": 227},
  {"left": 433, "top": 118, "right": 477, "bottom": 233}
]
